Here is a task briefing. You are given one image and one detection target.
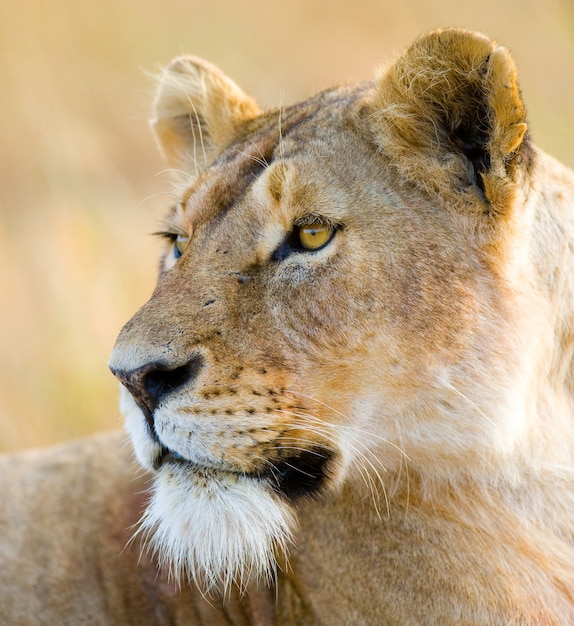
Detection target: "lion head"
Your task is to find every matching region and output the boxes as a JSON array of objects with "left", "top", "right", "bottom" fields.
[{"left": 109, "top": 28, "right": 574, "bottom": 596}]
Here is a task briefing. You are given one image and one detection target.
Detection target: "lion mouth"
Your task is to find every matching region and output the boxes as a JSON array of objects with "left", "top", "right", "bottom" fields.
[
  {"left": 159, "top": 448, "right": 199, "bottom": 467},
  {"left": 158, "top": 446, "right": 335, "bottom": 501},
  {"left": 157, "top": 448, "right": 241, "bottom": 478}
]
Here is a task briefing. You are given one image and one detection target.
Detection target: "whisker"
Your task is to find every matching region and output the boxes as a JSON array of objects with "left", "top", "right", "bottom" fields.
[
  {"left": 247, "top": 139, "right": 271, "bottom": 166},
  {"left": 136, "top": 189, "right": 178, "bottom": 210},
  {"left": 171, "top": 383, "right": 411, "bottom": 523},
  {"left": 276, "top": 429, "right": 392, "bottom": 518},
  {"left": 236, "top": 149, "right": 269, "bottom": 169},
  {"left": 444, "top": 381, "right": 498, "bottom": 428},
  {"left": 277, "top": 404, "right": 411, "bottom": 462},
  {"left": 154, "top": 167, "right": 198, "bottom": 185}
]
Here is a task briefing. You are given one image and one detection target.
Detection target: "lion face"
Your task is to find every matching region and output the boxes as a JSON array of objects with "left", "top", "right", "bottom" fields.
[{"left": 109, "top": 30, "right": 534, "bottom": 592}]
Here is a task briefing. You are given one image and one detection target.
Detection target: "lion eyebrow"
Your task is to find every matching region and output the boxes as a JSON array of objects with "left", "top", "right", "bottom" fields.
[{"left": 185, "top": 136, "right": 277, "bottom": 225}]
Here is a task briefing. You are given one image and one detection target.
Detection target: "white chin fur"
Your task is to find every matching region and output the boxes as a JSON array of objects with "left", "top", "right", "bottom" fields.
[{"left": 137, "top": 463, "right": 296, "bottom": 595}]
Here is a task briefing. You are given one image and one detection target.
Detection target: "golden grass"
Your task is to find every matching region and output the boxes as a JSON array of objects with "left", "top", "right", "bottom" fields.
[{"left": 1, "top": 0, "right": 573, "bottom": 451}]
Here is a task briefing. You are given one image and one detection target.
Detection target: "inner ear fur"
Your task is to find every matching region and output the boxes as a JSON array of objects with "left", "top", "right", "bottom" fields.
[
  {"left": 369, "top": 28, "right": 530, "bottom": 216},
  {"left": 151, "top": 56, "right": 261, "bottom": 172}
]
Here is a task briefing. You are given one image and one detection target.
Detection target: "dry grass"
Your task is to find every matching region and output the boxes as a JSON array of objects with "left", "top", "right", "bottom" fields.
[{"left": 1, "top": 0, "right": 573, "bottom": 451}]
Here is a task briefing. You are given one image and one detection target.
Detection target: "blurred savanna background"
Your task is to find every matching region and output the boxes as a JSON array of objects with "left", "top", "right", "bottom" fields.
[{"left": 1, "top": 0, "right": 574, "bottom": 451}]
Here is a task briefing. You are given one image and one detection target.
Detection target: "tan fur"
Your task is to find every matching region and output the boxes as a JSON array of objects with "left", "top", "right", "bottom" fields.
[{"left": 2, "top": 28, "right": 574, "bottom": 624}]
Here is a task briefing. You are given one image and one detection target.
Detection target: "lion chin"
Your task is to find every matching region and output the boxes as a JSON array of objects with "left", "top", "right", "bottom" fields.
[{"left": 138, "top": 463, "right": 295, "bottom": 595}]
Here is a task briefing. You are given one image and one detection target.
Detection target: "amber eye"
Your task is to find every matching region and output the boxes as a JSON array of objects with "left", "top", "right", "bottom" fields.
[
  {"left": 297, "top": 222, "right": 333, "bottom": 251},
  {"left": 174, "top": 234, "right": 189, "bottom": 259}
]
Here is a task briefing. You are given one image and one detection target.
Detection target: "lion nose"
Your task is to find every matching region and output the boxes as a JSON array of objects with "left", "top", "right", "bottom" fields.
[{"left": 110, "top": 355, "right": 204, "bottom": 414}]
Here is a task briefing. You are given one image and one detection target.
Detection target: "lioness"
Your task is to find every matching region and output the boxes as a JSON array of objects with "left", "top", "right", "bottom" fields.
[{"left": 2, "top": 27, "right": 574, "bottom": 625}]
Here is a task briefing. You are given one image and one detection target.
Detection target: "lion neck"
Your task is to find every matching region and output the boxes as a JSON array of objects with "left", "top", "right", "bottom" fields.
[{"left": 515, "top": 150, "right": 574, "bottom": 481}]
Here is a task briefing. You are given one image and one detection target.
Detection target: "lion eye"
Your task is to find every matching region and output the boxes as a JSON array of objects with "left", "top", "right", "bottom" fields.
[
  {"left": 297, "top": 222, "right": 333, "bottom": 251},
  {"left": 174, "top": 234, "right": 189, "bottom": 259}
]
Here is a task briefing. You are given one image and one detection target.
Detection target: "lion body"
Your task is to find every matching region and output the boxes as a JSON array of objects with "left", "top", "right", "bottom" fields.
[
  {"left": 0, "top": 432, "right": 275, "bottom": 625},
  {"left": 2, "top": 29, "right": 574, "bottom": 624},
  {"left": 2, "top": 430, "right": 574, "bottom": 624}
]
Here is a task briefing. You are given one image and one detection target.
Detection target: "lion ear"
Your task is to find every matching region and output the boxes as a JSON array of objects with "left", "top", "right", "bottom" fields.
[
  {"left": 369, "top": 29, "right": 530, "bottom": 216},
  {"left": 150, "top": 56, "right": 261, "bottom": 171}
]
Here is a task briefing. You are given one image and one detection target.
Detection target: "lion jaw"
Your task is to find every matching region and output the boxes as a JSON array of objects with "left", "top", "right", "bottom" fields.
[{"left": 121, "top": 388, "right": 296, "bottom": 594}]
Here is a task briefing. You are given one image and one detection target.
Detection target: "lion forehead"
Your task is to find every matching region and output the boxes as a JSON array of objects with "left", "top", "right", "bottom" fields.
[{"left": 177, "top": 84, "right": 371, "bottom": 223}]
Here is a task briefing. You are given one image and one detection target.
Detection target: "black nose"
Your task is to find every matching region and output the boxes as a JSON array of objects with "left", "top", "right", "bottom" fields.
[{"left": 110, "top": 355, "right": 204, "bottom": 415}]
